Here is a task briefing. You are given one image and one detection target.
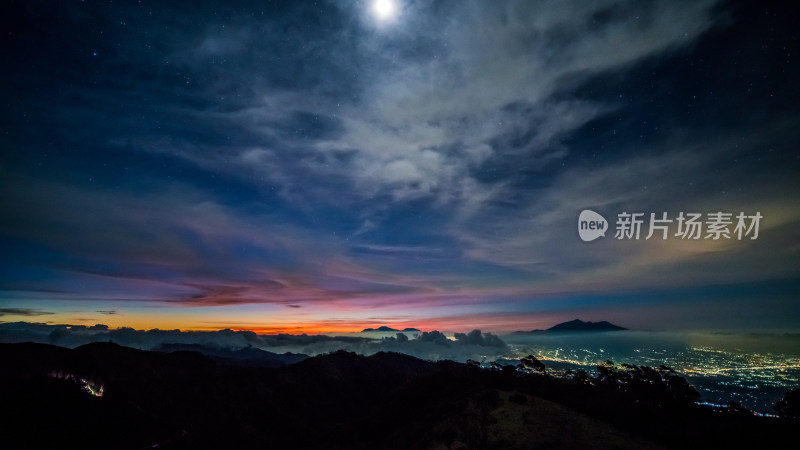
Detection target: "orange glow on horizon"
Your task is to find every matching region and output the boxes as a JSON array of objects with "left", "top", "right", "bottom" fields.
[
  {"left": 30, "top": 309, "right": 568, "bottom": 335},
  {"left": 188, "top": 324, "right": 375, "bottom": 334}
]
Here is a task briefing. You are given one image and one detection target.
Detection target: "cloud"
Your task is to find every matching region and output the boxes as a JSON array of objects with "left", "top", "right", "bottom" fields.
[
  {"left": 454, "top": 329, "right": 506, "bottom": 348},
  {"left": 1, "top": 175, "right": 440, "bottom": 308},
  {"left": 0, "top": 308, "right": 54, "bottom": 317},
  {"left": 2, "top": 0, "right": 797, "bottom": 331},
  {"left": 0, "top": 322, "right": 510, "bottom": 362},
  {"left": 453, "top": 132, "right": 800, "bottom": 293},
  {"left": 106, "top": 0, "right": 721, "bottom": 218},
  {"left": 418, "top": 330, "right": 449, "bottom": 345}
]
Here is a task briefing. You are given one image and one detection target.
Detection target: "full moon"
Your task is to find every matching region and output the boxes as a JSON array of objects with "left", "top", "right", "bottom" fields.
[{"left": 371, "top": 0, "right": 397, "bottom": 22}]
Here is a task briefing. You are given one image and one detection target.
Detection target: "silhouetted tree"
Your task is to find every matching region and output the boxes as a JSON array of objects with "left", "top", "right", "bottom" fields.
[
  {"left": 775, "top": 388, "right": 800, "bottom": 419},
  {"left": 593, "top": 361, "right": 699, "bottom": 406},
  {"left": 596, "top": 360, "right": 626, "bottom": 383},
  {"left": 501, "top": 364, "right": 517, "bottom": 375},
  {"left": 520, "top": 354, "right": 546, "bottom": 373},
  {"left": 565, "top": 369, "right": 590, "bottom": 384}
]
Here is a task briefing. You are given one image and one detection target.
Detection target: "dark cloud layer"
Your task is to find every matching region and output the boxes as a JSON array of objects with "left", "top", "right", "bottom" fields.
[
  {"left": 0, "top": 322, "right": 509, "bottom": 362},
  {"left": 0, "top": 308, "right": 54, "bottom": 317}
]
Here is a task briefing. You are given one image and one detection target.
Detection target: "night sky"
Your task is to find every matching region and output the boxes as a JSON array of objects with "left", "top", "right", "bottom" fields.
[{"left": 1, "top": 0, "right": 798, "bottom": 333}]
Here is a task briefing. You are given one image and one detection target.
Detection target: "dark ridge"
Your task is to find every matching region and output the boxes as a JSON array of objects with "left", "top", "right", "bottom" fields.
[
  {"left": 362, "top": 326, "right": 420, "bottom": 332},
  {"left": 0, "top": 342, "right": 795, "bottom": 449},
  {"left": 362, "top": 326, "right": 400, "bottom": 332},
  {"left": 154, "top": 343, "right": 308, "bottom": 366},
  {"left": 512, "top": 319, "right": 627, "bottom": 334},
  {"left": 547, "top": 319, "right": 627, "bottom": 332}
]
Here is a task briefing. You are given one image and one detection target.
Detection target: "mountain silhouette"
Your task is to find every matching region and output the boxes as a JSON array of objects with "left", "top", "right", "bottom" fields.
[
  {"left": 547, "top": 319, "right": 627, "bottom": 332},
  {"left": 361, "top": 326, "right": 420, "bottom": 332},
  {"left": 512, "top": 319, "right": 627, "bottom": 334},
  {"left": 1, "top": 341, "right": 794, "bottom": 449},
  {"left": 154, "top": 343, "right": 308, "bottom": 366}
]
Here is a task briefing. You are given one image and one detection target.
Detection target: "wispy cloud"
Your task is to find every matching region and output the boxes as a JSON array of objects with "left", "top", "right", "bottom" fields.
[
  {"left": 0, "top": 308, "right": 54, "bottom": 317},
  {"left": 116, "top": 0, "right": 721, "bottom": 216},
  {"left": 2, "top": 0, "right": 797, "bottom": 332}
]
